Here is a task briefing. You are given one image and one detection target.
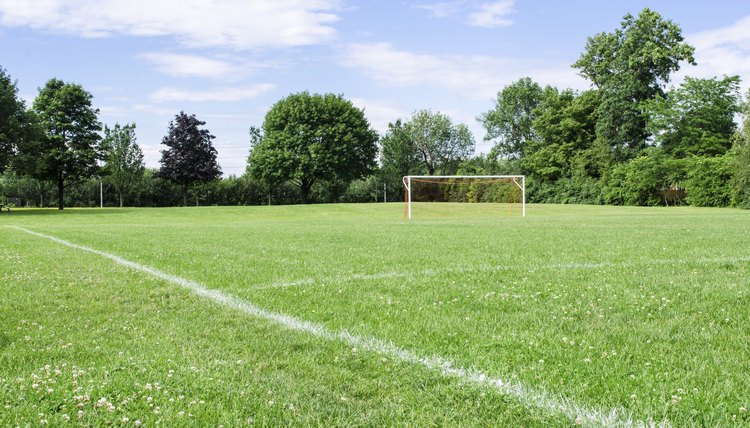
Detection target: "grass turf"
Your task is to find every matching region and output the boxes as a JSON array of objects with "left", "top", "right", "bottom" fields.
[{"left": 1, "top": 203, "right": 749, "bottom": 426}]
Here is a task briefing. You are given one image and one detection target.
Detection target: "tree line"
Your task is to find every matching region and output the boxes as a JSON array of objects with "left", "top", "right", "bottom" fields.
[
  {"left": 2, "top": 8, "right": 750, "bottom": 209},
  {"left": 0, "top": 74, "right": 222, "bottom": 209}
]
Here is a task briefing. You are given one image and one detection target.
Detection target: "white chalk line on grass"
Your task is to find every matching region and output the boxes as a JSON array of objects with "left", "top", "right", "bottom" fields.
[
  {"left": 9, "top": 225, "right": 661, "bottom": 428},
  {"left": 265, "top": 255, "right": 750, "bottom": 290}
]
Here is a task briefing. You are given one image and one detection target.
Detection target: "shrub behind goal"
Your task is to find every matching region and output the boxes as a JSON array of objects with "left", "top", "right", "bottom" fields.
[{"left": 402, "top": 175, "right": 526, "bottom": 219}]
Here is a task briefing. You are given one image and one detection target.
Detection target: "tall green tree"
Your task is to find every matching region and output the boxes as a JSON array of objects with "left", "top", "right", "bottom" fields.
[
  {"left": 247, "top": 92, "right": 378, "bottom": 204},
  {"left": 523, "top": 89, "right": 600, "bottom": 181},
  {"left": 101, "top": 123, "right": 145, "bottom": 207},
  {"left": 19, "top": 78, "right": 102, "bottom": 210},
  {"left": 573, "top": 8, "right": 695, "bottom": 162},
  {"left": 645, "top": 75, "right": 741, "bottom": 157},
  {"left": 404, "top": 110, "right": 475, "bottom": 175},
  {"left": 0, "top": 67, "right": 31, "bottom": 174},
  {"left": 478, "top": 77, "right": 544, "bottom": 160},
  {"left": 158, "top": 112, "right": 221, "bottom": 206},
  {"left": 379, "top": 119, "right": 422, "bottom": 200}
]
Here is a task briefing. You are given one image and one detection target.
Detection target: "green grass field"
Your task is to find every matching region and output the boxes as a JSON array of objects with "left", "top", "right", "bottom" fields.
[{"left": 2, "top": 203, "right": 750, "bottom": 427}]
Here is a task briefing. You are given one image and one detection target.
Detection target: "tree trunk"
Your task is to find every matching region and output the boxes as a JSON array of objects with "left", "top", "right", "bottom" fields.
[
  {"left": 300, "top": 179, "right": 314, "bottom": 204},
  {"left": 57, "top": 176, "right": 64, "bottom": 210},
  {"left": 119, "top": 191, "right": 124, "bottom": 208},
  {"left": 182, "top": 184, "right": 188, "bottom": 207}
]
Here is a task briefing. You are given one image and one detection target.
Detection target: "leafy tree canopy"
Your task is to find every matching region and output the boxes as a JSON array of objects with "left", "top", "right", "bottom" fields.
[
  {"left": 20, "top": 78, "right": 101, "bottom": 209},
  {"left": 158, "top": 111, "right": 221, "bottom": 206},
  {"left": 523, "top": 89, "right": 600, "bottom": 181},
  {"left": 248, "top": 92, "right": 378, "bottom": 203},
  {"left": 645, "top": 75, "right": 741, "bottom": 157},
  {"left": 380, "top": 119, "right": 422, "bottom": 177},
  {"left": 478, "top": 77, "right": 544, "bottom": 160},
  {"left": 404, "top": 109, "right": 475, "bottom": 175},
  {"left": 101, "top": 123, "right": 145, "bottom": 207},
  {"left": 573, "top": 8, "right": 695, "bottom": 162},
  {"left": 378, "top": 119, "right": 423, "bottom": 201},
  {"left": 0, "top": 66, "right": 30, "bottom": 174}
]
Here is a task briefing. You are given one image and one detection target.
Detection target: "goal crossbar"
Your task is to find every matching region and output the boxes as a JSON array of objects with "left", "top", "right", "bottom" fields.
[{"left": 402, "top": 175, "right": 525, "bottom": 219}]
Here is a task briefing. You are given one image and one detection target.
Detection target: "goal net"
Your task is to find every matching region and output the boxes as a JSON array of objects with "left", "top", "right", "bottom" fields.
[{"left": 402, "top": 175, "right": 525, "bottom": 219}]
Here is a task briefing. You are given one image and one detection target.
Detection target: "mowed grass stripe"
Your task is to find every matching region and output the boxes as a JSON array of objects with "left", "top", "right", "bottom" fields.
[{"left": 8, "top": 225, "right": 649, "bottom": 427}]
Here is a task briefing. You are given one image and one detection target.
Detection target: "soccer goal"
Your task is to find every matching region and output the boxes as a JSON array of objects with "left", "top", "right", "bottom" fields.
[{"left": 402, "top": 175, "right": 525, "bottom": 219}]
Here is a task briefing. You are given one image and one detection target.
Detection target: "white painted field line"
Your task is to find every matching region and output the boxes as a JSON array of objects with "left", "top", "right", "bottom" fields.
[{"left": 9, "top": 225, "right": 661, "bottom": 428}]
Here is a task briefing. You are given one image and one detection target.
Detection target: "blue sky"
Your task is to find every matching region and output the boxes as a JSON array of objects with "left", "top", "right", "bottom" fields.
[{"left": 1, "top": 0, "right": 749, "bottom": 176}]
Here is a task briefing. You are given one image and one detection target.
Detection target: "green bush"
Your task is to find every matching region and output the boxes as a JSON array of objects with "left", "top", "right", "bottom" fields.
[
  {"left": 605, "top": 150, "right": 686, "bottom": 206},
  {"left": 342, "top": 176, "right": 382, "bottom": 203},
  {"left": 732, "top": 140, "right": 750, "bottom": 208},
  {"left": 684, "top": 155, "right": 733, "bottom": 207},
  {"left": 526, "top": 176, "right": 605, "bottom": 204}
]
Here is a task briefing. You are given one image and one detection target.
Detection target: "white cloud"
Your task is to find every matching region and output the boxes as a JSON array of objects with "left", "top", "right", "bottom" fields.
[
  {"left": 681, "top": 15, "right": 750, "bottom": 90},
  {"left": 415, "top": 0, "right": 515, "bottom": 27},
  {"left": 690, "top": 16, "right": 750, "bottom": 52},
  {"left": 415, "top": 1, "right": 466, "bottom": 18},
  {"left": 0, "top": 0, "right": 340, "bottom": 49},
  {"left": 466, "top": 1, "right": 515, "bottom": 28},
  {"left": 150, "top": 84, "right": 276, "bottom": 103},
  {"left": 342, "top": 42, "right": 586, "bottom": 101},
  {"left": 138, "top": 53, "right": 242, "bottom": 79}
]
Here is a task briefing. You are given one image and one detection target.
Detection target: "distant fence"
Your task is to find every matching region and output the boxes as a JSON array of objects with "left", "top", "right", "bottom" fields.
[{"left": 660, "top": 187, "right": 685, "bottom": 206}]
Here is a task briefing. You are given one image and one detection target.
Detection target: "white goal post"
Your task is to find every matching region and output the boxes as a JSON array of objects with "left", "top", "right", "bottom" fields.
[{"left": 402, "top": 175, "right": 526, "bottom": 219}]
